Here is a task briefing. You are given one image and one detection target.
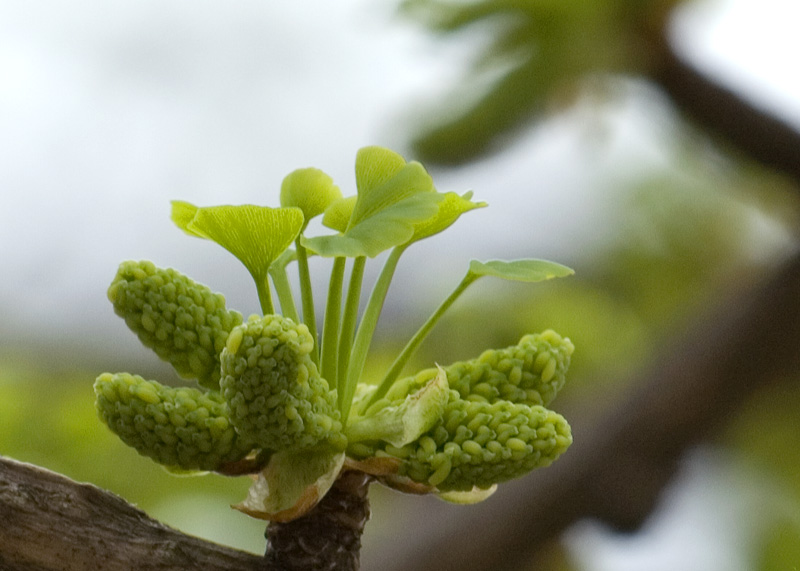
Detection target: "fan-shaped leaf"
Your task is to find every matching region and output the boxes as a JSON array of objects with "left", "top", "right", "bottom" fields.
[{"left": 171, "top": 202, "right": 304, "bottom": 284}]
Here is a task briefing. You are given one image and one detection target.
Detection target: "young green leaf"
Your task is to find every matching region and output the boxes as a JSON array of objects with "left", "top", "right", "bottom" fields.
[
  {"left": 234, "top": 449, "right": 346, "bottom": 522},
  {"left": 467, "top": 258, "right": 574, "bottom": 282},
  {"left": 349, "top": 146, "right": 430, "bottom": 226},
  {"left": 406, "top": 191, "right": 487, "bottom": 245},
  {"left": 345, "top": 366, "right": 449, "bottom": 448},
  {"left": 170, "top": 202, "right": 304, "bottom": 314},
  {"left": 303, "top": 146, "right": 445, "bottom": 258}
]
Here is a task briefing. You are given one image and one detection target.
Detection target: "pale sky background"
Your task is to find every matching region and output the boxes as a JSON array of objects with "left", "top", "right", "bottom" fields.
[
  {"left": 1, "top": 0, "right": 799, "bottom": 567},
  {"left": 1, "top": 0, "right": 798, "bottom": 349}
]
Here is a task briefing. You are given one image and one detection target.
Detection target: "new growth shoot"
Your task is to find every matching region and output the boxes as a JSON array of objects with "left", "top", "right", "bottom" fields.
[{"left": 95, "top": 146, "right": 575, "bottom": 521}]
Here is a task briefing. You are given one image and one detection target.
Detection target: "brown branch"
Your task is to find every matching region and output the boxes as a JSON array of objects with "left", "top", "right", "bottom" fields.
[
  {"left": 381, "top": 249, "right": 800, "bottom": 571},
  {"left": 0, "top": 456, "right": 267, "bottom": 571},
  {"left": 0, "top": 456, "right": 376, "bottom": 571}
]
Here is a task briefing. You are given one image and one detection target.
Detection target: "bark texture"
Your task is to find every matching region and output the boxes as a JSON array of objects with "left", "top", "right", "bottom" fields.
[{"left": 0, "top": 456, "right": 266, "bottom": 571}]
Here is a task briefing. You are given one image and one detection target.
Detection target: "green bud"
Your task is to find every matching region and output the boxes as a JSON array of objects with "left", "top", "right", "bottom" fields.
[
  {"left": 108, "top": 261, "right": 243, "bottom": 390},
  {"left": 94, "top": 373, "right": 254, "bottom": 471},
  {"left": 280, "top": 167, "right": 342, "bottom": 223},
  {"left": 220, "top": 314, "right": 343, "bottom": 451},
  {"left": 382, "top": 391, "right": 572, "bottom": 492},
  {"left": 388, "top": 330, "right": 573, "bottom": 407}
]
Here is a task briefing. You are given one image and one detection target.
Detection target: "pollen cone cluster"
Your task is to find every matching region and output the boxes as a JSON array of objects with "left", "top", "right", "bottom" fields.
[
  {"left": 97, "top": 260, "right": 573, "bottom": 499},
  {"left": 351, "top": 331, "right": 574, "bottom": 492},
  {"left": 220, "top": 314, "right": 342, "bottom": 452},
  {"left": 94, "top": 372, "right": 254, "bottom": 471},
  {"left": 107, "top": 260, "right": 243, "bottom": 390},
  {"left": 96, "top": 261, "right": 341, "bottom": 474}
]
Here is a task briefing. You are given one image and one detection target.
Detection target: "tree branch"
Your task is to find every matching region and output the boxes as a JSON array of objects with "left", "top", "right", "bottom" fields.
[
  {"left": 0, "top": 456, "right": 266, "bottom": 571},
  {"left": 381, "top": 248, "right": 800, "bottom": 571},
  {"left": 649, "top": 22, "right": 800, "bottom": 187}
]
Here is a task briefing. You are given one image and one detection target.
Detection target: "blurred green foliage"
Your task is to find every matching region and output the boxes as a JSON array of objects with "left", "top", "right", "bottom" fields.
[
  {"left": 402, "top": 0, "right": 683, "bottom": 163},
  {"left": 725, "top": 379, "right": 800, "bottom": 571}
]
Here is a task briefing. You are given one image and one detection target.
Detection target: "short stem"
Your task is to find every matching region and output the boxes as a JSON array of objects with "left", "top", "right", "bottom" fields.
[
  {"left": 342, "top": 246, "right": 406, "bottom": 421},
  {"left": 296, "top": 240, "right": 319, "bottom": 365},
  {"left": 256, "top": 275, "right": 275, "bottom": 316},
  {"left": 269, "top": 265, "right": 299, "bottom": 323},
  {"left": 264, "top": 471, "right": 372, "bottom": 571},
  {"left": 337, "top": 257, "right": 367, "bottom": 414},
  {"left": 321, "top": 257, "right": 347, "bottom": 391},
  {"left": 369, "top": 272, "right": 480, "bottom": 405}
]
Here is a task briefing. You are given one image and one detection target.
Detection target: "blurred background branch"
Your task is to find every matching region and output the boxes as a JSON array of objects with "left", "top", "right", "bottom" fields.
[{"left": 375, "top": 1, "right": 800, "bottom": 569}]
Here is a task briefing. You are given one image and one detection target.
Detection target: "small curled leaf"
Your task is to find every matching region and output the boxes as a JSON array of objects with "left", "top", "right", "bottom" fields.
[
  {"left": 234, "top": 449, "right": 346, "bottom": 522},
  {"left": 345, "top": 365, "right": 449, "bottom": 448},
  {"left": 406, "top": 191, "right": 486, "bottom": 245},
  {"left": 437, "top": 485, "right": 497, "bottom": 504}
]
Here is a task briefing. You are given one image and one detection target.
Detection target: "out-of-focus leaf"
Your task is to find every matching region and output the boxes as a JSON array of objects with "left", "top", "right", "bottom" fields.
[{"left": 402, "top": 0, "right": 683, "bottom": 163}]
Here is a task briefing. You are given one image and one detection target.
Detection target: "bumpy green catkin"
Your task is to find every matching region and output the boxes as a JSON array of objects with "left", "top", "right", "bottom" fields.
[
  {"left": 377, "top": 390, "right": 571, "bottom": 492},
  {"left": 387, "top": 330, "right": 573, "bottom": 408},
  {"left": 108, "top": 261, "right": 243, "bottom": 390},
  {"left": 94, "top": 373, "right": 254, "bottom": 471},
  {"left": 220, "top": 314, "right": 343, "bottom": 452}
]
